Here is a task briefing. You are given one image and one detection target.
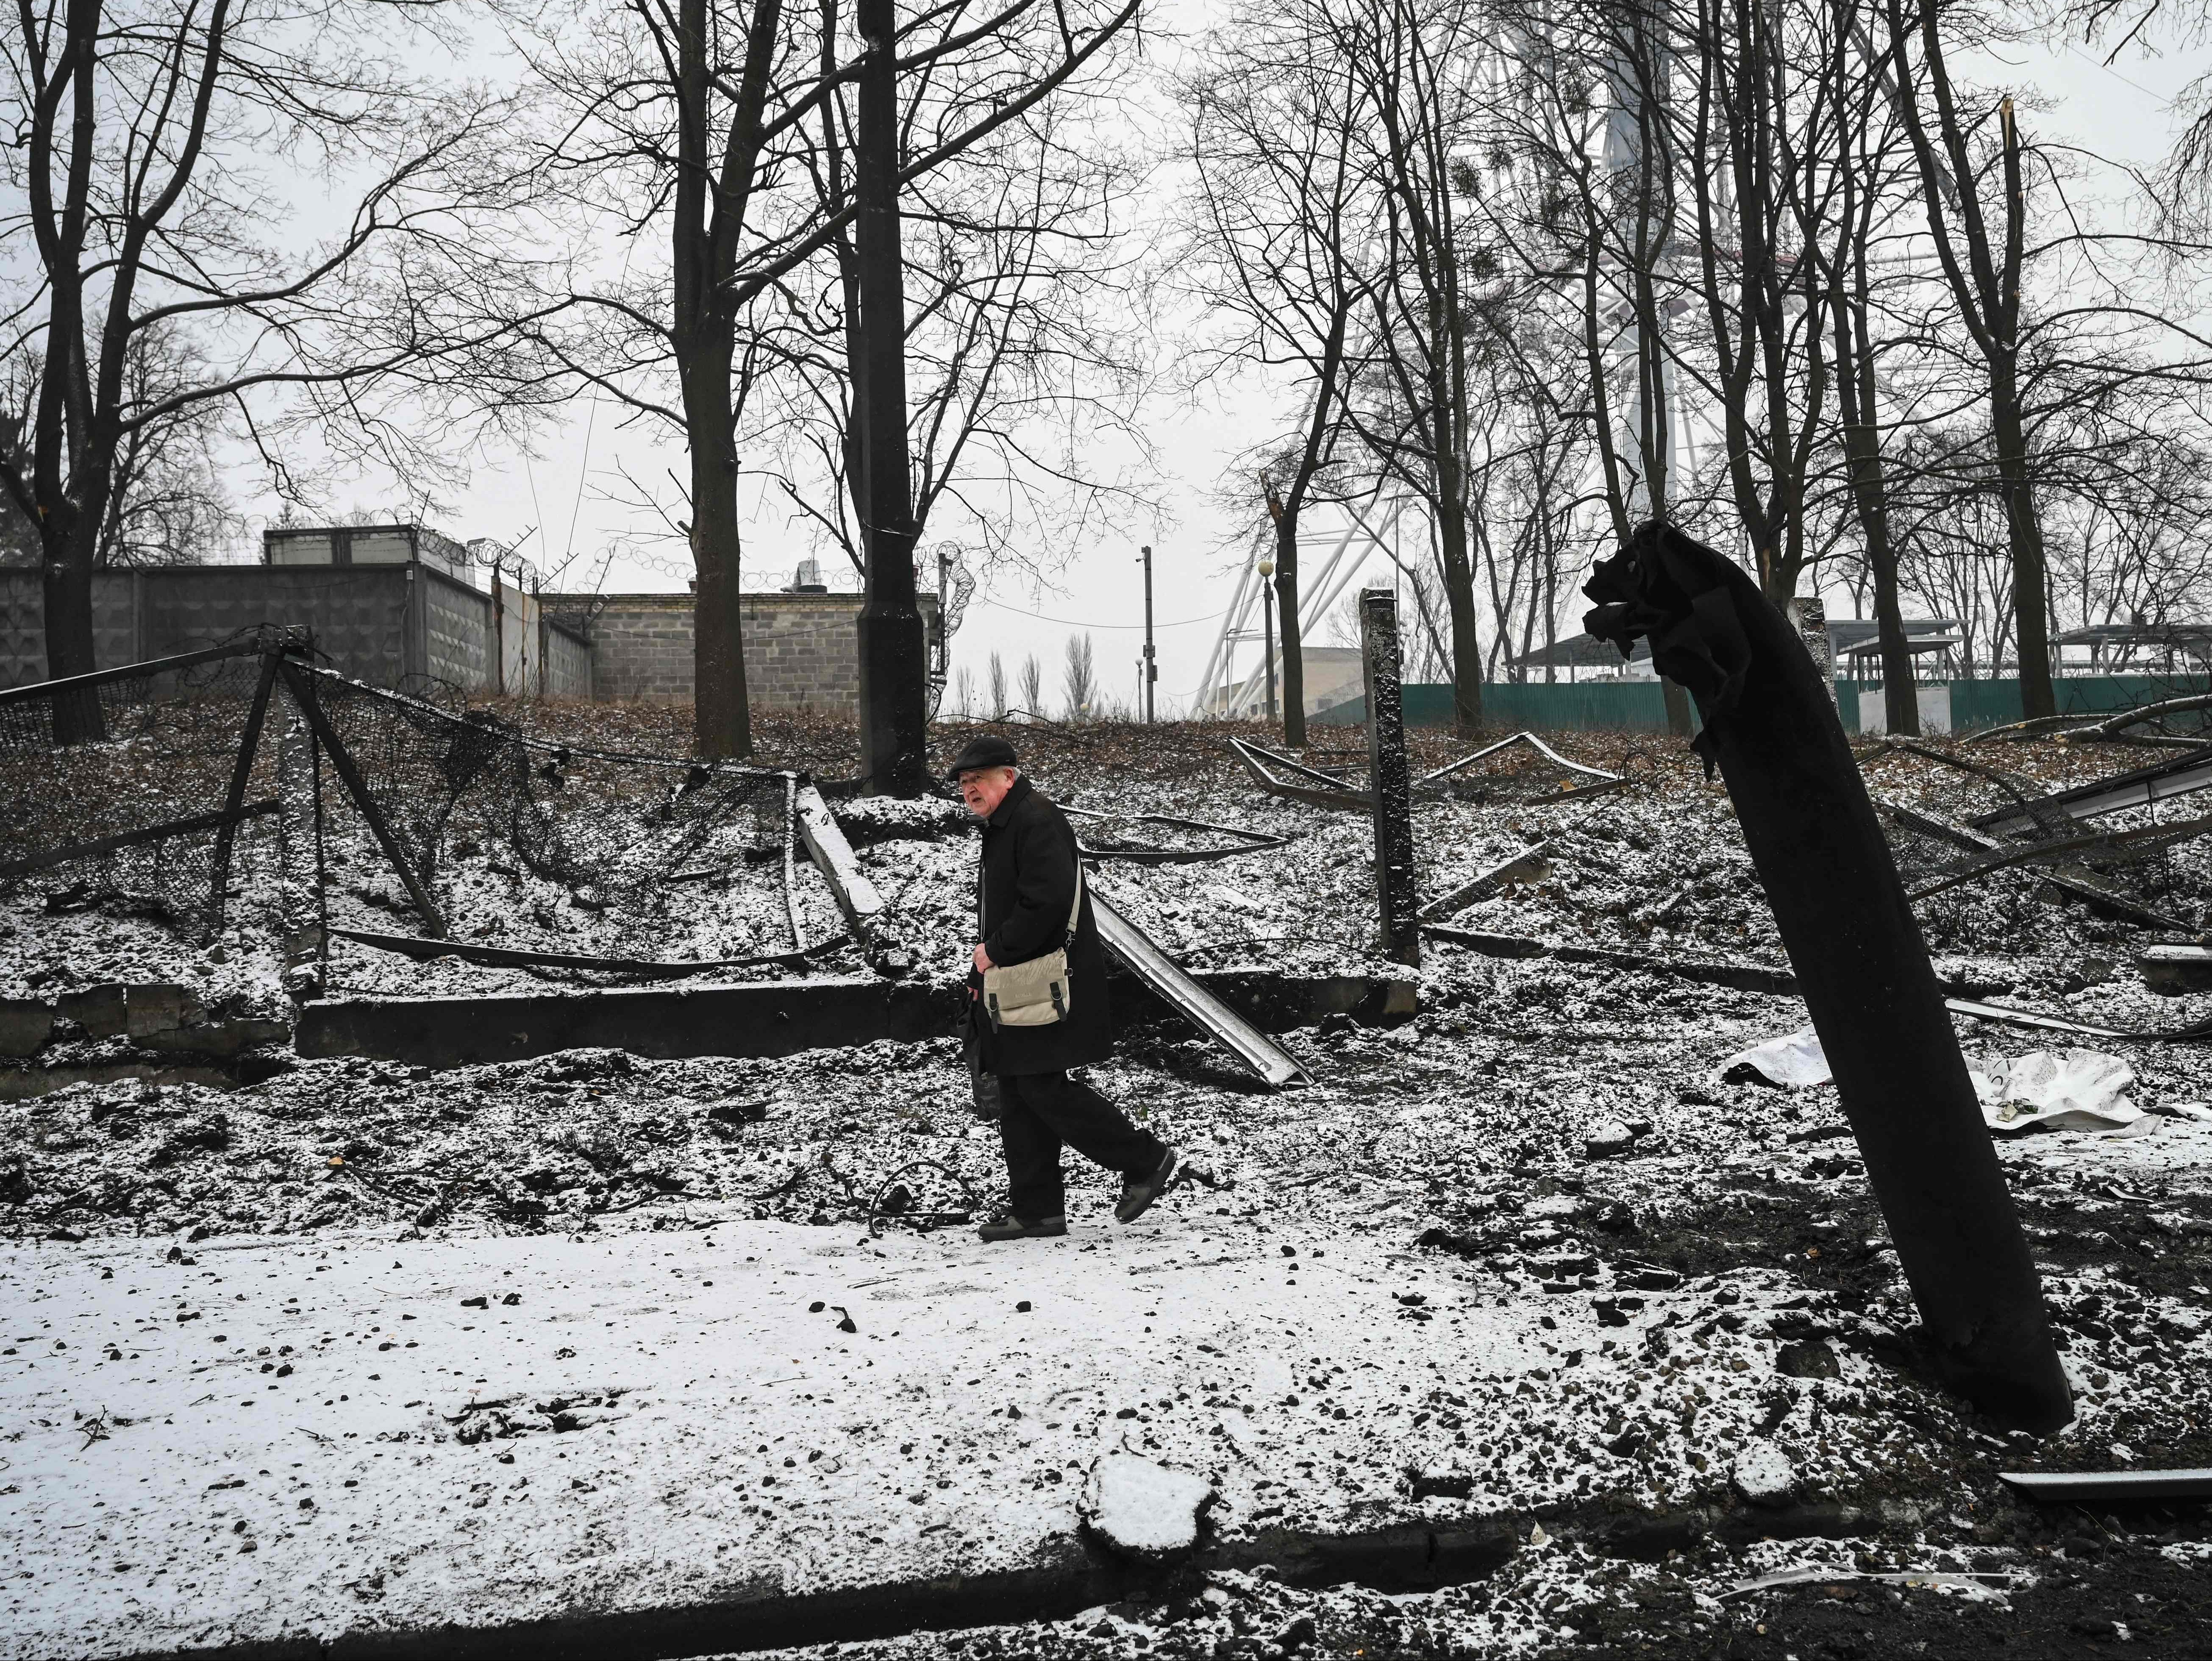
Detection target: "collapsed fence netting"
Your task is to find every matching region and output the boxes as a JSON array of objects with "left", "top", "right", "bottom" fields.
[
  {"left": 0, "top": 637, "right": 849, "bottom": 982},
  {"left": 286, "top": 666, "right": 831, "bottom": 977},
  {"left": 0, "top": 632, "right": 295, "bottom": 940}
]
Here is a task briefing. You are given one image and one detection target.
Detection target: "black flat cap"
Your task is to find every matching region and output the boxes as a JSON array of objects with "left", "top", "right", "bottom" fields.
[{"left": 943, "top": 734, "right": 1017, "bottom": 780}]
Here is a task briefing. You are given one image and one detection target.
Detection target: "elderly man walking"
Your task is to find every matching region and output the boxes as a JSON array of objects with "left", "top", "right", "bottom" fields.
[{"left": 947, "top": 735, "right": 1179, "bottom": 1241}]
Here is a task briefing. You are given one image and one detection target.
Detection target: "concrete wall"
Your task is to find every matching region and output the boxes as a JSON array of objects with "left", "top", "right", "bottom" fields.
[
  {"left": 4, "top": 570, "right": 875, "bottom": 706},
  {"left": 539, "top": 614, "right": 594, "bottom": 698},
  {"left": 564, "top": 593, "right": 694, "bottom": 701},
  {"left": 551, "top": 591, "right": 941, "bottom": 712},
  {"left": 142, "top": 568, "right": 414, "bottom": 687},
  {"left": 2, "top": 568, "right": 414, "bottom": 688},
  {"left": 420, "top": 566, "right": 490, "bottom": 690}
]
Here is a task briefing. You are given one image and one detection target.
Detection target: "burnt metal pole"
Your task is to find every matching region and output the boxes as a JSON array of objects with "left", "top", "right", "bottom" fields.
[
  {"left": 852, "top": 0, "right": 929, "bottom": 796},
  {"left": 1585, "top": 523, "right": 2071, "bottom": 1433},
  {"left": 1360, "top": 587, "right": 1420, "bottom": 967},
  {"left": 1139, "top": 544, "right": 1156, "bottom": 723}
]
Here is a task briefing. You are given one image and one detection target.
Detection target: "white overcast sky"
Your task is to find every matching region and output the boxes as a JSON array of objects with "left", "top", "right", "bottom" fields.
[{"left": 236, "top": 3, "right": 2210, "bottom": 715}]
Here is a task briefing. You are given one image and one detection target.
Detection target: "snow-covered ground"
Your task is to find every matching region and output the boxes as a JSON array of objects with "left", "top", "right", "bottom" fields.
[{"left": 7, "top": 712, "right": 2212, "bottom": 1658}]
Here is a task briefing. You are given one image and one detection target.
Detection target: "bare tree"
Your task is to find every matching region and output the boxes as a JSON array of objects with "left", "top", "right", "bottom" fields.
[
  {"left": 1173, "top": 0, "right": 1376, "bottom": 744},
  {"left": 500, "top": 0, "right": 1142, "bottom": 759},
  {"left": 1339, "top": 0, "right": 1492, "bottom": 734},
  {"left": 1061, "top": 632, "right": 1096, "bottom": 719},
  {"left": 1, "top": 0, "right": 520, "bottom": 736},
  {"left": 987, "top": 649, "right": 1009, "bottom": 719},
  {"left": 764, "top": 99, "right": 1151, "bottom": 582},
  {"left": 1017, "top": 651, "right": 1044, "bottom": 716},
  {"left": 1882, "top": 0, "right": 2059, "bottom": 715}
]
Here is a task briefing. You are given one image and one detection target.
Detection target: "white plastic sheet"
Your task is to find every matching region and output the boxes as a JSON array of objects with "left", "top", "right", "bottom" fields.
[
  {"left": 1970, "top": 1049, "right": 2145, "bottom": 1134},
  {"left": 1721, "top": 1027, "right": 1832, "bottom": 1088}
]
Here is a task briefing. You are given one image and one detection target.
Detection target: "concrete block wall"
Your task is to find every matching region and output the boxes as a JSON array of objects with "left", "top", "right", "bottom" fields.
[
  {"left": 420, "top": 566, "right": 490, "bottom": 690},
  {"left": 539, "top": 615, "right": 594, "bottom": 699},
  {"left": 549, "top": 591, "right": 940, "bottom": 711},
  {"left": 562, "top": 594, "right": 697, "bottom": 701},
  {"left": 1, "top": 572, "right": 147, "bottom": 688},
  {"left": 6, "top": 572, "right": 923, "bottom": 710},
  {"left": 140, "top": 568, "right": 412, "bottom": 687}
]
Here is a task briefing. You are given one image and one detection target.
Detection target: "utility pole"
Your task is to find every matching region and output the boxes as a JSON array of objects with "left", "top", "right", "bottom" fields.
[
  {"left": 1138, "top": 545, "right": 1156, "bottom": 723},
  {"left": 851, "top": 0, "right": 928, "bottom": 795},
  {"left": 1259, "top": 555, "right": 1278, "bottom": 723}
]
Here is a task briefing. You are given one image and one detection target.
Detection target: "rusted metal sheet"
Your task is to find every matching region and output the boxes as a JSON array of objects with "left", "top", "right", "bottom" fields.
[
  {"left": 1227, "top": 737, "right": 1369, "bottom": 812},
  {"left": 1062, "top": 805, "right": 1292, "bottom": 865},
  {"left": 1417, "top": 732, "right": 1626, "bottom": 804},
  {"left": 1973, "top": 743, "right": 2212, "bottom": 837}
]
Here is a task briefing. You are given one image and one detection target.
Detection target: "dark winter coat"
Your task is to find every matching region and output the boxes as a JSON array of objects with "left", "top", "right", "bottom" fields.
[{"left": 969, "top": 775, "right": 1114, "bottom": 1076}]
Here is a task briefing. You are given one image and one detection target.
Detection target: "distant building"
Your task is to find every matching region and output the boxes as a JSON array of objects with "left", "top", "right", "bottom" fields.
[{"left": 264, "top": 521, "right": 477, "bottom": 587}]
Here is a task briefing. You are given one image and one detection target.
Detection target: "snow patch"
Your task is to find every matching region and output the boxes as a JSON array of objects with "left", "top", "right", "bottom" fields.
[
  {"left": 1730, "top": 1441, "right": 1798, "bottom": 1508},
  {"left": 1081, "top": 1452, "right": 1214, "bottom": 1558}
]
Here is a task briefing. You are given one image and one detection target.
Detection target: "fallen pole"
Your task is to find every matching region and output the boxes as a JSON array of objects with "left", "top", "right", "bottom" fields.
[
  {"left": 792, "top": 780, "right": 884, "bottom": 942},
  {"left": 1418, "top": 844, "right": 1551, "bottom": 922},
  {"left": 1585, "top": 522, "right": 2072, "bottom": 1432},
  {"left": 1999, "top": 1467, "right": 2212, "bottom": 1502},
  {"left": 1091, "top": 891, "right": 1310, "bottom": 1088}
]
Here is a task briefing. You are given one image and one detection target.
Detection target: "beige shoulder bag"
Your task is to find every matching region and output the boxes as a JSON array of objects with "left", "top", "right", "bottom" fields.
[{"left": 981, "top": 866, "right": 1084, "bottom": 1029}]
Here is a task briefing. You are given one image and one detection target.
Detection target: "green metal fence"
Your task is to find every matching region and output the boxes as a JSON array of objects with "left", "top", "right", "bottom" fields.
[{"left": 1315, "top": 674, "right": 2202, "bottom": 735}]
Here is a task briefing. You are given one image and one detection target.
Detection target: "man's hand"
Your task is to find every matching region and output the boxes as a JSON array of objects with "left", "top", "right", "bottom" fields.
[{"left": 973, "top": 943, "right": 994, "bottom": 974}]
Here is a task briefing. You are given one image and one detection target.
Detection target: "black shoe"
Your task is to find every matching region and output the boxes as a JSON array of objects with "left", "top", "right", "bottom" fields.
[
  {"left": 1116, "top": 1149, "right": 1181, "bottom": 1224},
  {"left": 978, "top": 1213, "right": 1067, "bottom": 1242}
]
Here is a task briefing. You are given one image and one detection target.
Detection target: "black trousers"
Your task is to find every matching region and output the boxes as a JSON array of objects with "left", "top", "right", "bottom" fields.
[{"left": 997, "top": 1070, "right": 1167, "bottom": 1221}]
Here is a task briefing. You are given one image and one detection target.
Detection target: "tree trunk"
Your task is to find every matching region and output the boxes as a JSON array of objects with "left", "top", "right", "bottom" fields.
[
  {"left": 40, "top": 521, "right": 106, "bottom": 743},
  {"left": 1835, "top": 242, "right": 1917, "bottom": 735},
  {"left": 852, "top": 0, "right": 928, "bottom": 796},
  {"left": 1274, "top": 516, "right": 1306, "bottom": 747},
  {"left": 1439, "top": 502, "right": 1483, "bottom": 735},
  {"left": 689, "top": 426, "right": 754, "bottom": 760},
  {"left": 1991, "top": 362, "right": 2054, "bottom": 720}
]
